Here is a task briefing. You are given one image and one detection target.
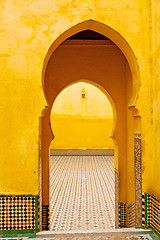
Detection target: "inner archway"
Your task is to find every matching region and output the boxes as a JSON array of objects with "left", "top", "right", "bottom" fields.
[
  {"left": 49, "top": 81, "right": 115, "bottom": 231},
  {"left": 40, "top": 20, "right": 141, "bottom": 231}
]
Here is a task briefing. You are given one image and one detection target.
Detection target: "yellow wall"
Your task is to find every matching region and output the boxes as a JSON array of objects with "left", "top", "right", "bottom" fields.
[
  {"left": 0, "top": 0, "right": 155, "bottom": 200},
  {"left": 126, "top": 63, "right": 135, "bottom": 205},
  {"left": 44, "top": 40, "right": 131, "bottom": 203},
  {"left": 50, "top": 82, "right": 114, "bottom": 149},
  {"left": 152, "top": 0, "right": 160, "bottom": 197}
]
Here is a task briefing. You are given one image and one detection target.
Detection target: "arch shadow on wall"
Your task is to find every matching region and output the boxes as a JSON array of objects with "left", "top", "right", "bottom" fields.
[{"left": 39, "top": 19, "right": 142, "bottom": 231}]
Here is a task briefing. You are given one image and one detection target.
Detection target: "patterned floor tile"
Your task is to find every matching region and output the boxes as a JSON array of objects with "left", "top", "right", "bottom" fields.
[{"left": 49, "top": 156, "right": 115, "bottom": 231}]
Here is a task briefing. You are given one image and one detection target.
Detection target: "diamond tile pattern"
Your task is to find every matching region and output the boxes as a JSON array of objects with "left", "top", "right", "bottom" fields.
[{"left": 49, "top": 155, "right": 115, "bottom": 231}]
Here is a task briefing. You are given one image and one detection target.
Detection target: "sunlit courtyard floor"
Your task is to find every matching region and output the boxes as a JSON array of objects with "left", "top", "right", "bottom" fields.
[{"left": 49, "top": 155, "right": 115, "bottom": 231}]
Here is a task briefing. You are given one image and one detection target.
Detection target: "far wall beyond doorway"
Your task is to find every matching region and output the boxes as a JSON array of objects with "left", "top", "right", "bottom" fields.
[{"left": 50, "top": 82, "right": 114, "bottom": 150}]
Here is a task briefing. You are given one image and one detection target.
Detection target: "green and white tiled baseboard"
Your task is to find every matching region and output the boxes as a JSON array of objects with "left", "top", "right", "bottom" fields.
[
  {"left": 1, "top": 192, "right": 160, "bottom": 236},
  {"left": 143, "top": 192, "right": 160, "bottom": 236},
  {"left": 0, "top": 195, "right": 38, "bottom": 234},
  {"left": 119, "top": 192, "right": 160, "bottom": 236}
]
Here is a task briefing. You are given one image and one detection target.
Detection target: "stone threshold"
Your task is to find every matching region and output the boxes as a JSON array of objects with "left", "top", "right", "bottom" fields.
[{"left": 37, "top": 228, "right": 151, "bottom": 235}]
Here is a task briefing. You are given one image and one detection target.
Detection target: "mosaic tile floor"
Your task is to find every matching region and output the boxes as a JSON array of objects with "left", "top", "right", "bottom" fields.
[{"left": 49, "top": 156, "right": 115, "bottom": 231}]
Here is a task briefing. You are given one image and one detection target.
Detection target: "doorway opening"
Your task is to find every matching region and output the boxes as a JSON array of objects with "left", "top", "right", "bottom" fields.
[
  {"left": 49, "top": 81, "right": 115, "bottom": 231},
  {"left": 40, "top": 20, "right": 141, "bottom": 231}
]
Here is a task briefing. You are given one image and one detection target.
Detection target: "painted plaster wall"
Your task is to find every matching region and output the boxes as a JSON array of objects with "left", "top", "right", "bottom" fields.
[
  {"left": 152, "top": 0, "right": 160, "bottom": 197},
  {"left": 126, "top": 63, "right": 135, "bottom": 205},
  {"left": 50, "top": 82, "right": 114, "bottom": 149},
  {"left": 0, "top": 0, "right": 153, "bottom": 198},
  {"left": 45, "top": 42, "right": 129, "bottom": 202}
]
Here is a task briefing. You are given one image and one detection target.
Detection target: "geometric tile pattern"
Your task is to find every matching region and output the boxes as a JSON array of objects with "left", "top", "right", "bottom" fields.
[
  {"left": 50, "top": 155, "right": 115, "bottom": 231},
  {"left": 127, "top": 202, "right": 135, "bottom": 228},
  {"left": 0, "top": 195, "right": 38, "bottom": 231},
  {"left": 145, "top": 194, "right": 151, "bottom": 226},
  {"left": 142, "top": 193, "right": 145, "bottom": 227},
  {"left": 39, "top": 152, "right": 43, "bottom": 232},
  {"left": 42, "top": 205, "right": 49, "bottom": 230},
  {"left": 150, "top": 195, "right": 160, "bottom": 234},
  {"left": 143, "top": 193, "right": 160, "bottom": 236},
  {"left": 115, "top": 168, "right": 119, "bottom": 228},
  {"left": 119, "top": 203, "right": 126, "bottom": 227},
  {"left": 134, "top": 133, "right": 142, "bottom": 228}
]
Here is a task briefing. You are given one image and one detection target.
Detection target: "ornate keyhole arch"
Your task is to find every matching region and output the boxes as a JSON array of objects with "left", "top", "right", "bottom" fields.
[{"left": 39, "top": 19, "right": 141, "bottom": 231}]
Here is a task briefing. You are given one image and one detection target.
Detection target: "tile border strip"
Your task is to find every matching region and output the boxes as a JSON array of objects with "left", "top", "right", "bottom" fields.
[
  {"left": 115, "top": 168, "right": 119, "bottom": 228},
  {"left": 143, "top": 192, "right": 160, "bottom": 238},
  {"left": 150, "top": 195, "right": 160, "bottom": 234},
  {"left": 147, "top": 194, "right": 151, "bottom": 226},
  {"left": 142, "top": 193, "right": 145, "bottom": 227},
  {"left": 42, "top": 205, "right": 49, "bottom": 230},
  {"left": 127, "top": 202, "right": 135, "bottom": 228},
  {"left": 119, "top": 202, "right": 126, "bottom": 227},
  {"left": 39, "top": 150, "right": 42, "bottom": 231},
  {"left": 134, "top": 133, "right": 142, "bottom": 228}
]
